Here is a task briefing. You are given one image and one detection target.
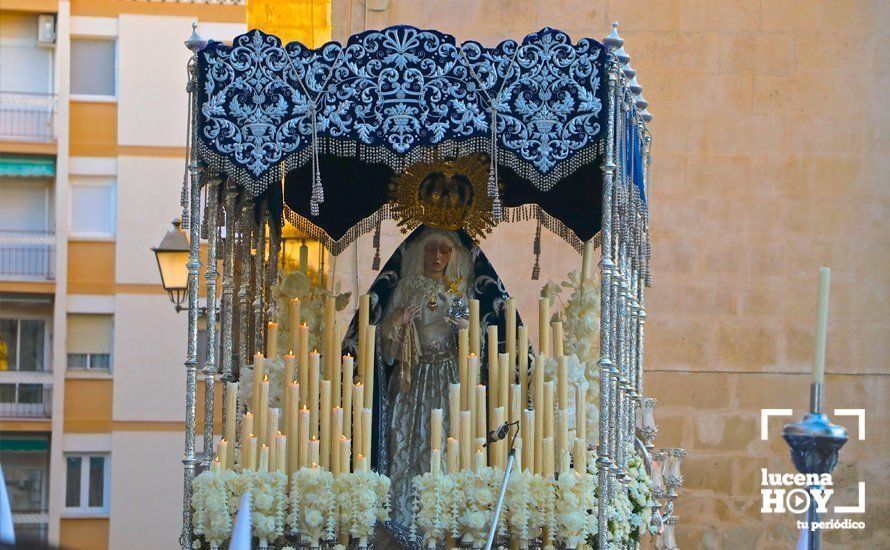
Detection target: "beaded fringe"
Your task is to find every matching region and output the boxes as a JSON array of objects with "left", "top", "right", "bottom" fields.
[{"left": 197, "top": 137, "right": 606, "bottom": 201}]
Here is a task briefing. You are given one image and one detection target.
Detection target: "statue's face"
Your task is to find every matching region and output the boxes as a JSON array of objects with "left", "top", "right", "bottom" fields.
[{"left": 424, "top": 240, "right": 453, "bottom": 275}]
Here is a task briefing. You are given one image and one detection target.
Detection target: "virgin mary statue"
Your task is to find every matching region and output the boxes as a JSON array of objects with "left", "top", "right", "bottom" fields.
[
  {"left": 378, "top": 228, "right": 473, "bottom": 526},
  {"left": 341, "top": 156, "right": 517, "bottom": 547}
]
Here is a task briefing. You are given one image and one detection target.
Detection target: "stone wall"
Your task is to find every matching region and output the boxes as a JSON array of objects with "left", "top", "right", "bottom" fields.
[{"left": 330, "top": 1, "right": 889, "bottom": 547}]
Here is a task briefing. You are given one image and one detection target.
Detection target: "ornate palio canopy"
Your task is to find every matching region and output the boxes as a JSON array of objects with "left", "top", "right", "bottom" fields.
[{"left": 195, "top": 25, "right": 646, "bottom": 254}]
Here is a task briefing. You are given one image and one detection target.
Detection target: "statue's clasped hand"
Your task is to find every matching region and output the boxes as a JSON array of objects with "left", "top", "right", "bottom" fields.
[
  {"left": 444, "top": 313, "right": 470, "bottom": 331},
  {"left": 399, "top": 304, "right": 422, "bottom": 326}
]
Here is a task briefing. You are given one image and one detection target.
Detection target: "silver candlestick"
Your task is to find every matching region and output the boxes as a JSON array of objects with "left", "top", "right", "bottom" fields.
[{"left": 782, "top": 382, "right": 848, "bottom": 550}]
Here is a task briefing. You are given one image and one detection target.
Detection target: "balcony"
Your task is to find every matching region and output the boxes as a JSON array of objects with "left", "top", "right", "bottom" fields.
[
  {"left": 0, "top": 231, "right": 55, "bottom": 281},
  {"left": 0, "top": 92, "right": 56, "bottom": 143},
  {"left": 0, "top": 371, "right": 53, "bottom": 419}
]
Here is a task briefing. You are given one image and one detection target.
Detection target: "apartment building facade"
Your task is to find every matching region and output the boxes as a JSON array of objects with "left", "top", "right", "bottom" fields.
[{"left": 0, "top": 2, "right": 246, "bottom": 548}]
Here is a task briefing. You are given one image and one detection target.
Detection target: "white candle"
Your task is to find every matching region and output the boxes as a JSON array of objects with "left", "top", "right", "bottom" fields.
[
  {"left": 309, "top": 351, "right": 320, "bottom": 437},
  {"left": 448, "top": 384, "right": 461, "bottom": 439},
  {"left": 290, "top": 298, "right": 301, "bottom": 351},
  {"left": 245, "top": 435, "right": 257, "bottom": 471},
  {"left": 240, "top": 412, "right": 253, "bottom": 468},
  {"left": 476, "top": 385, "right": 487, "bottom": 441},
  {"left": 505, "top": 297, "right": 516, "bottom": 377},
  {"left": 217, "top": 439, "right": 229, "bottom": 471},
  {"left": 320, "top": 380, "right": 331, "bottom": 469},
  {"left": 581, "top": 239, "right": 595, "bottom": 285},
  {"left": 259, "top": 444, "right": 269, "bottom": 473},
  {"left": 225, "top": 382, "right": 238, "bottom": 467},
  {"left": 813, "top": 267, "right": 830, "bottom": 385},
  {"left": 266, "top": 407, "right": 279, "bottom": 448},
  {"left": 460, "top": 411, "right": 472, "bottom": 470},
  {"left": 518, "top": 326, "right": 529, "bottom": 409},
  {"left": 557, "top": 356, "right": 569, "bottom": 410},
  {"left": 362, "top": 325, "right": 376, "bottom": 406},
  {"left": 430, "top": 449, "right": 441, "bottom": 476},
  {"left": 469, "top": 299, "right": 480, "bottom": 356},
  {"left": 258, "top": 376, "right": 270, "bottom": 446},
  {"left": 342, "top": 354, "right": 354, "bottom": 439},
  {"left": 459, "top": 328, "right": 469, "bottom": 409},
  {"left": 361, "top": 408, "right": 373, "bottom": 460},
  {"left": 267, "top": 322, "right": 279, "bottom": 358},
  {"left": 447, "top": 437, "right": 460, "bottom": 473},
  {"left": 352, "top": 383, "right": 364, "bottom": 466},
  {"left": 539, "top": 298, "right": 550, "bottom": 357},
  {"left": 299, "top": 408, "right": 310, "bottom": 468},
  {"left": 431, "top": 408, "right": 443, "bottom": 452},
  {"left": 298, "top": 324, "right": 310, "bottom": 404},
  {"left": 251, "top": 353, "right": 265, "bottom": 416},
  {"left": 276, "top": 433, "right": 287, "bottom": 474},
  {"left": 324, "top": 297, "right": 335, "bottom": 380},
  {"left": 308, "top": 438, "right": 320, "bottom": 468},
  {"left": 487, "top": 325, "right": 499, "bottom": 421},
  {"left": 552, "top": 321, "right": 564, "bottom": 358}
]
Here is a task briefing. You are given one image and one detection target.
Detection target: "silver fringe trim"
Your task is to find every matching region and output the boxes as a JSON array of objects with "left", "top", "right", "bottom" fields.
[
  {"left": 196, "top": 136, "right": 606, "bottom": 201},
  {"left": 282, "top": 199, "right": 602, "bottom": 260}
]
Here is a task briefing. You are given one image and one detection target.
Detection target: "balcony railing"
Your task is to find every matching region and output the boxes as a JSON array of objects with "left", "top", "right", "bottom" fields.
[
  {"left": 0, "top": 367, "right": 52, "bottom": 418},
  {"left": 0, "top": 386, "right": 52, "bottom": 418},
  {"left": 0, "top": 231, "right": 55, "bottom": 281},
  {"left": 0, "top": 92, "right": 57, "bottom": 142},
  {"left": 12, "top": 514, "right": 48, "bottom": 544}
]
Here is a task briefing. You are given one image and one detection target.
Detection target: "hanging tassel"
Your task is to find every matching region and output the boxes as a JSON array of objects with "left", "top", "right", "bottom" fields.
[
  {"left": 488, "top": 105, "right": 502, "bottom": 221},
  {"left": 531, "top": 215, "right": 542, "bottom": 280},
  {"left": 309, "top": 104, "right": 324, "bottom": 217},
  {"left": 372, "top": 217, "right": 382, "bottom": 271}
]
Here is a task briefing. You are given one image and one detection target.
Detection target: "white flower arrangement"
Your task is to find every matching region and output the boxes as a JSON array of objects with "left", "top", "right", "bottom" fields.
[
  {"left": 527, "top": 472, "right": 555, "bottom": 546},
  {"left": 192, "top": 469, "right": 236, "bottom": 548},
  {"left": 626, "top": 446, "right": 657, "bottom": 540},
  {"left": 337, "top": 470, "right": 391, "bottom": 543},
  {"left": 504, "top": 469, "right": 532, "bottom": 543},
  {"left": 453, "top": 467, "right": 501, "bottom": 547},
  {"left": 411, "top": 470, "right": 456, "bottom": 546},
  {"left": 553, "top": 469, "right": 597, "bottom": 548},
  {"left": 227, "top": 469, "right": 288, "bottom": 547},
  {"left": 550, "top": 271, "right": 602, "bottom": 444},
  {"left": 290, "top": 467, "right": 337, "bottom": 544}
]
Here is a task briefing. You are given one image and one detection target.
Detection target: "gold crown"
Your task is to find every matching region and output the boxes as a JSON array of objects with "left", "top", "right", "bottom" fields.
[{"left": 390, "top": 154, "right": 497, "bottom": 240}]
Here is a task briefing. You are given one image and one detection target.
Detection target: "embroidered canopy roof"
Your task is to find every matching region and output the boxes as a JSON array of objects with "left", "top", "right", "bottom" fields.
[{"left": 196, "top": 25, "right": 646, "bottom": 252}]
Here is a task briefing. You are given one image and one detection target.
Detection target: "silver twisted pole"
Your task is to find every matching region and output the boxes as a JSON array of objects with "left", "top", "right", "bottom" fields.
[
  {"left": 238, "top": 202, "right": 253, "bottom": 373},
  {"left": 180, "top": 22, "right": 206, "bottom": 550},
  {"left": 180, "top": 26, "right": 205, "bottom": 550},
  {"left": 202, "top": 177, "right": 221, "bottom": 467},
  {"left": 253, "top": 206, "right": 266, "bottom": 354},
  {"left": 596, "top": 57, "right": 618, "bottom": 550},
  {"left": 220, "top": 181, "right": 238, "bottom": 434}
]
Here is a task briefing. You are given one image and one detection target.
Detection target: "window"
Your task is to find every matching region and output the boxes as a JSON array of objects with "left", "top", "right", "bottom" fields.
[
  {"left": 0, "top": 318, "right": 47, "bottom": 371},
  {"left": 70, "top": 177, "right": 115, "bottom": 237},
  {"left": 0, "top": 177, "right": 51, "bottom": 233},
  {"left": 66, "top": 314, "right": 112, "bottom": 371},
  {"left": 70, "top": 39, "right": 116, "bottom": 97},
  {"left": 64, "top": 454, "right": 108, "bottom": 514},
  {"left": 1, "top": 434, "right": 50, "bottom": 514}
]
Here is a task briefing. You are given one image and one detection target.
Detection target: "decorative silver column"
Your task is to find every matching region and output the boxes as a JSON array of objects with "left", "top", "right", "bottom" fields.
[
  {"left": 181, "top": 22, "right": 206, "bottom": 550},
  {"left": 596, "top": 57, "right": 618, "bottom": 550},
  {"left": 202, "top": 177, "right": 221, "bottom": 467},
  {"left": 220, "top": 180, "right": 238, "bottom": 432},
  {"left": 253, "top": 206, "right": 266, "bottom": 354},
  {"left": 238, "top": 202, "right": 253, "bottom": 372}
]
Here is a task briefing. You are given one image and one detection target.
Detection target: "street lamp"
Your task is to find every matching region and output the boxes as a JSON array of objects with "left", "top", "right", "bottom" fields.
[{"left": 153, "top": 219, "right": 190, "bottom": 311}]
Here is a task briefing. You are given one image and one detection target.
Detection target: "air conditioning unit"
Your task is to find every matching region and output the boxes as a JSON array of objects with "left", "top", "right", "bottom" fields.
[{"left": 37, "top": 15, "right": 56, "bottom": 47}]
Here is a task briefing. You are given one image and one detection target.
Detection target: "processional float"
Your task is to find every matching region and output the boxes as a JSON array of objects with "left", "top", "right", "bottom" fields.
[{"left": 172, "top": 20, "right": 684, "bottom": 550}]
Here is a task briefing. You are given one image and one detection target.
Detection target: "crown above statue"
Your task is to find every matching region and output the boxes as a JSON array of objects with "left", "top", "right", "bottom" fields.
[{"left": 389, "top": 154, "right": 499, "bottom": 241}]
